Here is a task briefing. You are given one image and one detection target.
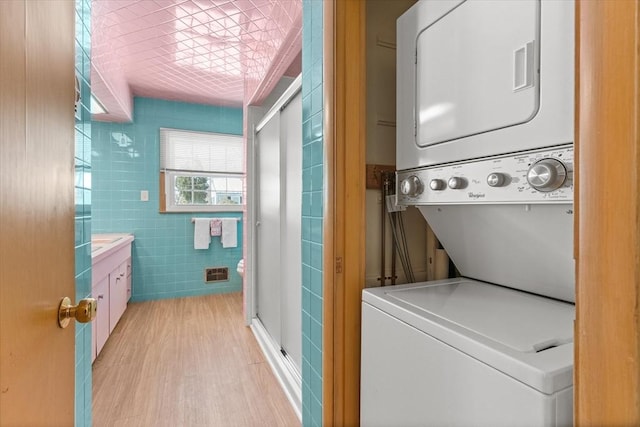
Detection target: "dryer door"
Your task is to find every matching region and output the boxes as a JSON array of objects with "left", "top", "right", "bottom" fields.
[{"left": 416, "top": 0, "right": 540, "bottom": 148}]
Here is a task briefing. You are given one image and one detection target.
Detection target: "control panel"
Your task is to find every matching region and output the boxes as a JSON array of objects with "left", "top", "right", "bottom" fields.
[{"left": 396, "top": 145, "right": 573, "bottom": 205}]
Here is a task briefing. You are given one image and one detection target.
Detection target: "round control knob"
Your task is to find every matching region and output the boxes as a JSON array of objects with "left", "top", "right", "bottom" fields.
[
  {"left": 447, "top": 177, "right": 466, "bottom": 190},
  {"left": 429, "top": 179, "right": 446, "bottom": 191},
  {"left": 487, "top": 172, "right": 507, "bottom": 187},
  {"left": 526, "top": 158, "right": 567, "bottom": 192},
  {"left": 400, "top": 175, "right": 424, "bottom": 197}
]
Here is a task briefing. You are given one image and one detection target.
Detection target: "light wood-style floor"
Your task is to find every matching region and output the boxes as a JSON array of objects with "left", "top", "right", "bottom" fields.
[{"left": 92, "top": 292, "right": 300, "bottom": 427}]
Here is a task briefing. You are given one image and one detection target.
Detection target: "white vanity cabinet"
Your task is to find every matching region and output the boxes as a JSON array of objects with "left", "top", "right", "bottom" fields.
[{"left": 91, "top": 234, "right": 134, "bottom": 363}]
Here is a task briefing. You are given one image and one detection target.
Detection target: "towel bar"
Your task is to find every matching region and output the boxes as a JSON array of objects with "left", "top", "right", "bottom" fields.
[{"left": 191, "top": 217, "right": 241, "bottom": 223}]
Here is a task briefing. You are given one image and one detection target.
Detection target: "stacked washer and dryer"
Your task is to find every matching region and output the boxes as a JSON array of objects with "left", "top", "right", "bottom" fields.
[{"left": 361, "top": 1, "right": 575, "bottom": 426}]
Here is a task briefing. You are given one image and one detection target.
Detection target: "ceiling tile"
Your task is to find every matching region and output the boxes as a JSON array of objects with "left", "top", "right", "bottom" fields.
[{"left": 92, "top": 0, "right": 302, "bottom": 120}]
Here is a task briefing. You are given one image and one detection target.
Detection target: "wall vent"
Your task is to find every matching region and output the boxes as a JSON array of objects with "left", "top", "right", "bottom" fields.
[{"left": 205, "top": 267, "right": 229, "bottom": 283}]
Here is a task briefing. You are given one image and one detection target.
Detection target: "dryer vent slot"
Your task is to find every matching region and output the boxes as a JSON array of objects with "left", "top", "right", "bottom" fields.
[{"left": 205, "top": 267, "right": 229, "bottom": 283}]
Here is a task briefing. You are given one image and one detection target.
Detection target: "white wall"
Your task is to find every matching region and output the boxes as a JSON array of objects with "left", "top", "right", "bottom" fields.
[{"left": 365, "top": 0, "right": 428, "bottom": 287}]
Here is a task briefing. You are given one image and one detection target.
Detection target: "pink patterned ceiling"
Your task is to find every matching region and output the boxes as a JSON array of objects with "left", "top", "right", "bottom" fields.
[{"left": 92, "top": 0, "right": 302, "bottom": 122}]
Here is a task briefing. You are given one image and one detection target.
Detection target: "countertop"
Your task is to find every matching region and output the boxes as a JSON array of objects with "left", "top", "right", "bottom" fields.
[{"left": 91, "top": 233, "right": 135, "bottom": 264}]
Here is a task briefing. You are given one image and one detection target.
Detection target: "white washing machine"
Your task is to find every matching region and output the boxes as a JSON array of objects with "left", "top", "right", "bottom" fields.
[
  {"left": 362, "top": 279, "right": 574, "bottom": 427},
  {"left": 361, "top": 0, "right": 575, "bottom": 425}
]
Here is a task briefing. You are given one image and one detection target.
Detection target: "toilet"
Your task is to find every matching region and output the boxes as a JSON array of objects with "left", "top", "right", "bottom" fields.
[{"left": 236, "top": 259, "right": 244, "bottom": 278}]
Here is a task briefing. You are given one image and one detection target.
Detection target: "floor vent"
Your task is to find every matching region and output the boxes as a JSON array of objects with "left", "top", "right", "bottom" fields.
[{"left": 205, "top": 267, "right": 229, "bottom": 283}]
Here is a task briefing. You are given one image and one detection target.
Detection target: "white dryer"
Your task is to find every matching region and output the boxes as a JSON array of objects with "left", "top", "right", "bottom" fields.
[{"left": 396, "top": 0, "right": 574, "bottom": 169}]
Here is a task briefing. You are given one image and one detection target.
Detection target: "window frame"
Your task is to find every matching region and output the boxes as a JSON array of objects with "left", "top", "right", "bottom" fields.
[
  {"left": 159, "top": 128, "right": 244, "bottom": 213},
  {"left": 164, "top": 170, "right": 244, "bottom": 213}
]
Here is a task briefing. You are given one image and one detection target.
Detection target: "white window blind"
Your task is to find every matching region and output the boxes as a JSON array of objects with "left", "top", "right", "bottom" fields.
[{"left": 160, "top": 128, "right": 243, "bottom": 173}]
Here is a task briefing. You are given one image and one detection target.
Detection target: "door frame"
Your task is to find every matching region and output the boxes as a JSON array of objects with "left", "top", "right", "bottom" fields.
[
  {"left": 322, "top": 1, "right": 366, "bottom": 426},
  {"left": 324, "top": 0, "right": 640, "bottom": 425},
  {"left": 574, "top": 0, "right": 640, "bottom": 424}
]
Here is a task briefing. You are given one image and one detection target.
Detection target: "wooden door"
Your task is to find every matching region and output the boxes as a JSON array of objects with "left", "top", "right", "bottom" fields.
[{"left": 0, "top": 1, "right": 76, "bottom": 425}]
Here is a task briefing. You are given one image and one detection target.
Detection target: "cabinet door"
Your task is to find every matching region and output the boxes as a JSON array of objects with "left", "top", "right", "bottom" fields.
[
  {"left": 108, "top": 262, "right": 127, "bottom": 333},
  {"left": 126, "top": 257, "right": 132, "bottom": 301},
  {"left": 91, "top": 313, "right": 97, "bottom": 363},
  {"left": 95, "top": 276, "right": 110, "bottom": 357}
]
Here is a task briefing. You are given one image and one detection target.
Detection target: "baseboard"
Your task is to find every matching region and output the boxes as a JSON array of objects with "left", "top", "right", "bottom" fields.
[{"left": 250, "top": 318, "right": 302, "bottom": 420}]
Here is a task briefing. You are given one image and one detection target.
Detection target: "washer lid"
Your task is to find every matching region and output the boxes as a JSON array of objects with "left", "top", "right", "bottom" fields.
[{"left": 362, "top": 278, "right": 575, "bottom": 394}]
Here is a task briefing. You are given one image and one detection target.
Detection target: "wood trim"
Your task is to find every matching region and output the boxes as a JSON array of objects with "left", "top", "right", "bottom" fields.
[
  {"left": 575, "top": 0, "right": 640, "bottom": 424},
  {"left": 159, "top": 171, "right": 167, "bottom": 212},
  {"left": 324, "top": 0, "right": 366, "bottom": 425}
]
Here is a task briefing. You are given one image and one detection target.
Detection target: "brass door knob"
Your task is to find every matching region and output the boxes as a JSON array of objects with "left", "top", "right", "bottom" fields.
[{"left": 58, "top": 297, "right": 97, "bottom": 328}]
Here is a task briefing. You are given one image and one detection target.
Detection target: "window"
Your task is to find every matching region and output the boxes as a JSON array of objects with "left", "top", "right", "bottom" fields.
[{"left": 160, "top": 128, "right": 244, "bottom": 212}]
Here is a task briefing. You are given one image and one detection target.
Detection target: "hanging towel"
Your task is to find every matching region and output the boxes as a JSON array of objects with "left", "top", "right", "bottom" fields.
[
  {"left": 193, "top": 218, "right": 211, "bottom": 249},
  {"left": 210, "top": 218, "right": 222, "bottom": 236},
  {"left": 221, "top": 218, "right": 238, "bottom": 248}
]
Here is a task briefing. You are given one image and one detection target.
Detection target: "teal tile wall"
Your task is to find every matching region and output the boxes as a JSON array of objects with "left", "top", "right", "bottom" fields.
[
  {"left": 74, "top": 0, "right": 92, "bottom": 425},
  {"left": 91, "top": 97, "right": 244, "bottom": 301},
  {"left": 301, "top": 1, "right": 324, "bottom": 426}
]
